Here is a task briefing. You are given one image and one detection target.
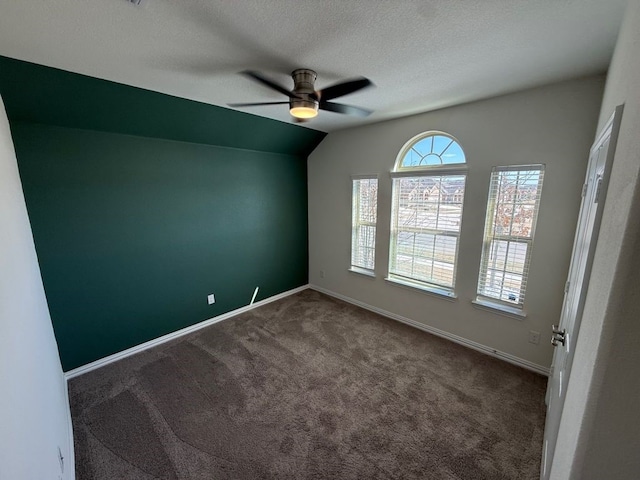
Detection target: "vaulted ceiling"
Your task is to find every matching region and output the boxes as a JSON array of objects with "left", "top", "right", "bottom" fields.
[{"left": 0, "top": 0, "right": 628, "bottom": 132}]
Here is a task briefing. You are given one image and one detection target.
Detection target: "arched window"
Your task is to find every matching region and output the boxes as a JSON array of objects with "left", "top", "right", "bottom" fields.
[
  {"left": 388, "top": 132, "right": 467, "bottom": 296},
  {"left": 395, "top": 132, "right": 466, "bottom": 169}
]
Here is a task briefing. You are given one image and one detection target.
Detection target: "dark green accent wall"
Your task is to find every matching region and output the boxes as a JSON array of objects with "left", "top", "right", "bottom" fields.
[
  {"left": 13, "top": 123, "right": 309, "bottom": 370},
  {"left": 0, "top": 55, "right": 326, "bottom": 155},
  {"left": 0, "top": 56, "right": 325, "bottom": 371}
]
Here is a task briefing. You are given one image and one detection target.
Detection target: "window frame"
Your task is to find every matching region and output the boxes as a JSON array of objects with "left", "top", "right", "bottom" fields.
[
  {"left": 475, "top": 164, "right": 545, "bottom": 311},
  {"left": 350, "top": 175, "right": 379, "bottom": 276},
  {"left": 387, "top": 131, "right": 467, "bottom": 298}
]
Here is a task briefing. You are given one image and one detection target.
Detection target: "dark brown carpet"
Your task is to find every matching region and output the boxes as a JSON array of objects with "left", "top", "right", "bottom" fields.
[{"left": 69, "top": 289, "right": 546, "bottom": 479}]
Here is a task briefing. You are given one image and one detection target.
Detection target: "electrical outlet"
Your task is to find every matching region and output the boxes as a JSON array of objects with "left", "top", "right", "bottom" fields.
[
  {"left": 528, "top": 330, "right": 541, "bottom": 345},
  {"left": 320, "top": 270, "right": 325, "bottom": 278},
  {"left": 207, "top": 293, "right": 215, "bottom": 305}
]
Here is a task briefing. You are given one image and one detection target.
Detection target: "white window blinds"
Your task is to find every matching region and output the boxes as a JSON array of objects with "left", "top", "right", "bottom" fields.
[
  {"left": 389, "top": 174, "right": 466, "bottom": 290},
  {"left": 477, "top": 165, "right": 545, "bottom": 307},
  {"left": 351, "top": 177, "right": 378, "bottom": 272}
]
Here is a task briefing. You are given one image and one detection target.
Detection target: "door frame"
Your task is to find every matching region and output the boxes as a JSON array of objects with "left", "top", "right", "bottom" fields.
[{"left": 541, "top": 104, "right": 624, "bottom": 479}]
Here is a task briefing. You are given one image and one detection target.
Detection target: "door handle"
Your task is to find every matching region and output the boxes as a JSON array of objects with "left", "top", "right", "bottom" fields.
[{"left": 551, "top": 325, "right": 567, "bottom": 347}]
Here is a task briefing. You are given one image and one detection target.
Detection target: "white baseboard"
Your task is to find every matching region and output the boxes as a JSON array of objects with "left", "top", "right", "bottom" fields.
[
  {"left": 64, "top": 284, "right": 310, "bottom": 380},
  {"left": 65, "top": 282, "right": 550, "bottom": 380},
  {"left": 310, "top": 284, "right": 550, "bottom": 376},
  {"left": 63, "top": 373, "right": 75, "bottom": 480}
]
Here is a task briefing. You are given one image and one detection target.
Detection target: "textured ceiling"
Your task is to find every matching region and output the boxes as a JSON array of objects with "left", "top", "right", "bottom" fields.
[{"left": 0, "top": 0, "right": 628, "bottom": 133}]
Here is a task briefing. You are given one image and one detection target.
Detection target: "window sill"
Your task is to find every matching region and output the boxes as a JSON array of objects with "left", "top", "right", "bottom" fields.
[
  {"left": 471, "top": 298, "right": 527, "bottom": 320},
  {"left": 348, "top": 267, "right": 376, "bottom": 278},
  {"left": 384, "top": 277, "right": 457, "bottom": 301}
]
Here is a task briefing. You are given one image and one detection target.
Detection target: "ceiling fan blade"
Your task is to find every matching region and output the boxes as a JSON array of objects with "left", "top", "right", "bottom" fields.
[
  {"left": 317, "top": 77, "right": 373, "bottom": 101},
  {"left": 241, "top": 70, "right": 298, "bottom": 98},
  {"left": 228, "top": 101, "right": 290, "bottom": 107},
  {"left": 320, "top": 101, "right": 373, "bottom": 117}
]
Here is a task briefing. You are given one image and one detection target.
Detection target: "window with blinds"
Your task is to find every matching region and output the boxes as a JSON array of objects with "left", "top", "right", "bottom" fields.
[
  {"left": 351, "top": 176, "right": 378, "bottom": 273},
  {"left": 388, "top": 132, "right": 467, "bottom": 295},
  {"left": 477, "top": 165, "right": 545, "bottom": 308}
]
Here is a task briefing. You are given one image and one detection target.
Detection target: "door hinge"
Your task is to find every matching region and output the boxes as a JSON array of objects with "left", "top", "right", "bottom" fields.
[
  {"left": 564, "top": 281, "right": 570, "bottom": 294},
  {"left": 581, "top": 183, "right": 588, "bottom": 197},
  {"left": 594, "top": 177, "right": 603, "bottom": 203}
]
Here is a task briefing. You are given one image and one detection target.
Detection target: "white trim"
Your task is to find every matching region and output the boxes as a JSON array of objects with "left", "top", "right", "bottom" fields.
[
  {"left": 385, "top": 276, "right": 457, "bottom": 301},
  {"left": 390, "top": 166, "right": 467, "bottom": 178},
  {"left": 472, "top": 298, "right": 527, "bottom": 319},
  {"left": 593, "top": 104, "right": 623, "bottom": 149},
  {"left": 348, "top": 266, "right": 376, "bottom": 278},
  {"left": 493, "top": 164, "right": 545, "bottom": 173},
  {"left": 310, "top": 284, "right": 549, "bottom": 376},
  {"left": 64, "top": 284, "right": 310, "bottom": 380},
  {"left": 350, "top": 173, "right": 378, "bottom": 180},
  {"left": 64, "top": 281, "right": 550, "bottom": 379},
  {"left": 63, "top": 375, "right": 75, "bottom": 480}
]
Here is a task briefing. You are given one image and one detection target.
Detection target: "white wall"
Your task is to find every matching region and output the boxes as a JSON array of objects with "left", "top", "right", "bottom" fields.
[
  {"left": 309, "top": 76, "right": 604, "bottom": 371},
  {"left": 550, "top": 0, "right": 640, "bottom": 478},
  {"left": 0, "top": 96, "right": 74, "bottom": 479}
]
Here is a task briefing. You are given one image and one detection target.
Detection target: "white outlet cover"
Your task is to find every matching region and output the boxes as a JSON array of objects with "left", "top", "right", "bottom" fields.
[{"left": 207, "top": 293, "right": 215, "bottom": 305}]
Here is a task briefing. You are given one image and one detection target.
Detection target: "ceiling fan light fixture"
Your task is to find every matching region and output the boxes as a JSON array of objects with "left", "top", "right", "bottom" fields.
[
  {"left": 289, "top": 99, "right": 319, "bottom": 119},
  {"left": 290, "top": 106, "right": 318, "bottom": 119},
  {"left": 231, "top": 68, "right": 373, "bottom": 121}
]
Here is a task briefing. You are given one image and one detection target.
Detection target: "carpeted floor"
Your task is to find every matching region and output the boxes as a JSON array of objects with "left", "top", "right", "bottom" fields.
[{"left": 69, "top": 289, "right": 547, "bottom": 479}]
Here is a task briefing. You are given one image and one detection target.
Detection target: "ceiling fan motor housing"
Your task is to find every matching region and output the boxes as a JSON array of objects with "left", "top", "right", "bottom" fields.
[
  {"left": 231, "top": 68, "right": 372, "bottom": 120},
  {"left": 290, "top": 68, "right": 319, "bottom": 112}
]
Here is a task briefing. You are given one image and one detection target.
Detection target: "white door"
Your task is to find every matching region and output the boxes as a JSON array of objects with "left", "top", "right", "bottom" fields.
[{"left": 541, "top": 105, "right": 623, "bottom": 479}]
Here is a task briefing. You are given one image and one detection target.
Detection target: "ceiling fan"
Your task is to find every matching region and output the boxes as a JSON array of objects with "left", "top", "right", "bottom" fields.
[{"left": 228, "top": 69, "right": 374, "bottom": 122}]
